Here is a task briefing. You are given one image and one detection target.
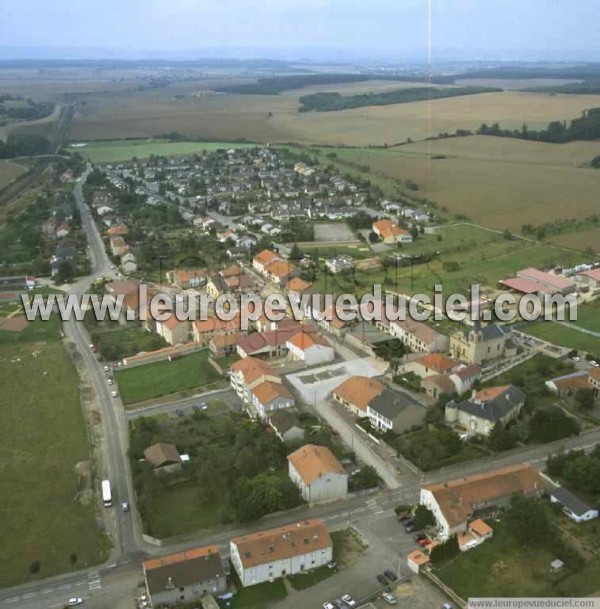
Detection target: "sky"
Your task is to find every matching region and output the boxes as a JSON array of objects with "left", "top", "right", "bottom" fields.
[{"left": 0, "top": 0, "right": 599, "bottom": 61}]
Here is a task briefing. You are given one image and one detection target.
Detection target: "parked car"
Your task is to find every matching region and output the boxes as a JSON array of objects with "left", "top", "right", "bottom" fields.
[
  {"left": 572, "top": 356, "right": 581, "bottom": 362},
  {"left": 443, "top": 604, "right": 454, "bottom": 609},
  {"left": 103, "top": 365, "right": 110, "bottom": 372},
  {"left": 418, "top": 538, "right": 431, "bottom": 547},
  {"left": 334, "top": 598, "right": 350, "bottom": 609},
  {"left": 67, "top": 599, "right": 83, "bottom": 607},
  {"left": 397, "top": 512, "right": 411, "bottom": 522},
  {"left": 323, "top": 602, "right": 335, "bottom": 609},
  {"left": 414, "top": 533, "right": 427, "bottom": 541},
  {"left": 377, "top": 574, "right": 389, "bottom": 586},
  {"left": 382, "top": 592, "right": 398, "bottom": 605},
  {"left": 341, "top": 594, "right": 356, "bottom": 607},
  {"left": 384, "top": 569, "right": 397, "bottom": 582},
  {"left": 175, "top": 408, "right": 185, "bottom": 417},
  {"left": 201, "top": 402, "right": 209, "bottom": 410},
  {"left": 590, "top": 360, "right": 599, "bottom": 368},
  {"left": 111, "top": 391, "right": 118, "bottom": 398},
  {"left": 122, "top": 502, "right": 130, "bottom": 512},
  {"left": 107, "top": 379, "right": 113, "bottom": 385},
  {"left": 327, "top": 561, "right": 338, "bottom": 570},
  {"left": 404, "top": 522, "right": 417, "bottom": 533}
]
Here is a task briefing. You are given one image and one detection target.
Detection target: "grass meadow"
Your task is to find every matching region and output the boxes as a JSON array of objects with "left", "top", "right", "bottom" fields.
[
  {"left": 0, "top": 333, "right": 109, "bottom": 587},
  {"left": 69, "top": 138, "right": 259, "bottom": 163},
  {"left": 116, "top": 349, "right": 220, "bottom": 405}
]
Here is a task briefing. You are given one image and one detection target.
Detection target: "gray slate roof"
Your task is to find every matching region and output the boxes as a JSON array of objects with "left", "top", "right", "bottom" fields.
[
  {"left": 551, "top": 486, "right": 596, "bottom": 517},
  {"left": 450, "top": 385, "right": 525, "bottom": 423}
]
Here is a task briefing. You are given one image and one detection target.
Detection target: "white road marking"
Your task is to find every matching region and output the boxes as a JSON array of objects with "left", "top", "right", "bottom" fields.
[
  {"left": 41, "top": 588, "right": 54, "bottom": 594},
  {"left": 5, "top": 597, "right": 19, "bottom": 603},
  {"left": 22, "top": 593, "right": 36, "bottom": 599}
]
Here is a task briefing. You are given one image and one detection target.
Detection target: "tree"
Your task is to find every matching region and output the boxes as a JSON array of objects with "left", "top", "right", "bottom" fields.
[
  {"left": 591, "top": 155, "right": 600, "bottom": 169},
  {"left": 529, "top": 407, "right": 579, "bottom": 442},
  {"left": 368, "top": 231, "right": 379, "bottom": 243},
  {"left": 575, "top": 388, "right": 595, "bottom": 411},
  {"left": 288, "top": 243, "right": 303, "bottom": 262},
  {"left": 429, "top": 535, "right": 459, "bottom": 564},
  {"left": 413, "top": 505, "right": 435, "bottom": 529},
  {"left": 410, "top": 226, "right": 420, "bottom": 240},
  {"left": 350, "top": 465, "right": 381, "bottom": 491},
  {"left": 489, "top": 422, "right": 516, "bottom": 452},
  {"left": 506, "top": 494, "right": 550, "bottom": 546}
]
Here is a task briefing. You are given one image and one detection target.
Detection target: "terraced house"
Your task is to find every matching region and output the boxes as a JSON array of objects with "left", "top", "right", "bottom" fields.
[{"left": 230, "top": 520, "right": 332, "bottom": 587}]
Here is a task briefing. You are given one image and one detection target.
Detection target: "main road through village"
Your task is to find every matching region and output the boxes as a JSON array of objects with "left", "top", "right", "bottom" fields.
[{"left": 2, "top": 170, "right": 600, "bottom": 609}]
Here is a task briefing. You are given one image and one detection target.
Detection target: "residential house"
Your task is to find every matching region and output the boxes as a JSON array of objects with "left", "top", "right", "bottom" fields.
[
  {"left": 404, "top": 353, "right": 460, "bottom": 379},
  {"left": 106, "top": 224, "right": 129, "bottom": 237},
  {"left": 142, "top": 546, "right": 227, "bottom": 607},
  {"left": 120, "top": 251, "right": 137, "bottom": 273},
  {"left": 286, "top": 330, "right": 334, "bottom": 366},
  {"left": 144, "top": 443, "right": 182, "bottom": 474},
  {"left": 250, "top": 380, "right": 295, "bottom": 421},
  {"left": 50, "top": 241, "right": 77, "bottom": 277},
  {"left": 109, "top": 235, "right": 128, "bottom": 257},
  {"left": 550, "top": 486, "right": 599, "bottom": 523},
  {"left": 285, "top": 276, "right": 313, "bottom": 305},
  {"left": 332, "top": 376, "right": 386, "bottom": 418},
  {"left": 372, "top": 219, "right": 413, "bottom": 244},
  {"left": 578, "top": 268, "right": 600, "bottom": 290},
  {"left": 390, "top": 319, "right": 449, "bottom": 354},
  {"left": 209, "top": 332, "right": 242, "bottom": 357},
  {"left": 156, "top": 316, "right": 190, "bottom": 345},
  {"left": 421, "top": 363, "right": 483, "bottom": 400},
  {"left": 236, "top": 323, "right": 313, "bottom": 359},
  {"left": 546, "top": 369, "right": 600, "bottom": 397},
  {"left": 167, "top": 268, "right": 208, "bottom": 290},
  {"left": 253, "top": 249, "right": 281, "bottom": 276},
  {"left": 325, "top": 255, "right": 355, "bottom": 274},
  {"left": 268, "top": 410, "right": 306, "bottom": 444},
  {"left": 266, "top": 259, "right": 297, "bottom": 288},
  {"left": 230, "top": 519, "right": 332, "bottom": 587},
  {"left": 288, "top": 444, "right": 348, "bottom": 504},
  {"left": 229, "top": 357, "right": 281, "bottom": 405},
  {"left": 449, "top": 323, "right": 516, "bottom": 365},
  {"left": 445, "top": 385, "right": 525, "bottom": 436},
  {"left": 193, "top": 316, "right": 244, "bottom": 346},
  {"left": 420, "top": 463, "right": 545, "bottom": 540},
  {"left": 366, "top": 388, "right": 425, "bottom": 434}
]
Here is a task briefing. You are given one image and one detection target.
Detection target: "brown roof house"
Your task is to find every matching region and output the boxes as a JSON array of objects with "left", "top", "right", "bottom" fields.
[
  {"left": 143, "top": 545, "right": 227, "bottom": 606},
  {"left": 288, "top": 444, "right": 348, "bottom": 504},
  {"left": 144, "top": 443, "right": 182, "bottom": 474},
  {"left": 332, "top": 376, "right": 386, "bottom": 418},
  {"left": 420, "top": 463, "right": 544, "bottom": 540},
  {"left": 230, "top": 519, "right": 332, "bottom": 587}
]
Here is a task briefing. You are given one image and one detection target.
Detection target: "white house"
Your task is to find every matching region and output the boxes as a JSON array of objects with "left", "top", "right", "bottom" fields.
[
  {"left": 286, "top": 331, "right": 334, "bottom": 366},
  {"left": 250, "top": 381, "right": 295, "bottom": 421},
  {"left": 550, "top": 486, "right": 599, "bottom": 523},
  {"left": 230, "top": 519, "right": 332, "bottom": 587},
  {"left": 288, "top": 444, "right": 348, "bottom": 504}
]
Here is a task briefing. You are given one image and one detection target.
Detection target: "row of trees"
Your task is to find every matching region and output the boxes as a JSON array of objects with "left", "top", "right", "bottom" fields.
[{"left": 478, "top": 107, "right": 600, "bottom": 143}]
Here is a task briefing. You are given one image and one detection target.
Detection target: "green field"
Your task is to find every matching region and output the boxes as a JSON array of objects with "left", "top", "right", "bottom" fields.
[
  {"left": 141, "top": 479, "right": 226, "bottom": 538},
  {"left": 437, "top": 516, "right": 600, "bottom": 598},
  {"left": 572, "top": 299, "right": 600, "bottom": 333},
  {"left": 521, "top": 321, "right": 600, "bottom": 355},
  {"left": 68, "top": 139, "right": 259, "bottom": 163},
  {"left": 116, "top": 349, "right": 220, "bottom": 405},
  {"left": 310, "top": 224, "right": 584, "bottom": 299},
  {"left": 0, "top": 336, "right": 109, "bottom": 587}
]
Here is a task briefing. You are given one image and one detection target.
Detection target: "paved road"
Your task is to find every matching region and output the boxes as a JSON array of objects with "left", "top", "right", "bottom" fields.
[
  {"left": 125, "top": 387, "right": 243, "bottom": 420},
  {"left": 66, "top": 168, "right": 142, "bottom": 560}
]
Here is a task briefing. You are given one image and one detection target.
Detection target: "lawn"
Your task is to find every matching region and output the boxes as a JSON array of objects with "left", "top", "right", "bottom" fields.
[
  {"left": 0, "top": 159, "right": 27, "bottom": 188},
  {"left": 436, "top": 515, "right": 600, "bottom": 598},
  {"left": 436, "top": 519, "right": 559, "bottom": 597},
  {"left": 521, "top": 321, "right": 600, "bottom": 356},
  {"left": 0, "top": 339, "right": 110, "bottom": 587},
  {"left": 223, "top": 576, "right": 288, "bottom": 609},
  {"left": 140, "top": 479, "right": 227, "bottom": 538},
  {"left": 115, "top": 349, "right": 220, "bottom": 405},
  {"left": 68, "top": 138, "right": 259, "bottom": 163},
  {"left": 571, "top": 299, "right": 600, "bottom": 334},
  {"left": 90, "top": 325, "right": 168, "bottom": 361},
  {"left": 0, "top": 313, "right": 61, "bottom": 346},
  {"left": 309, "top": 226, "right": 582, "bottom": 300}
]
